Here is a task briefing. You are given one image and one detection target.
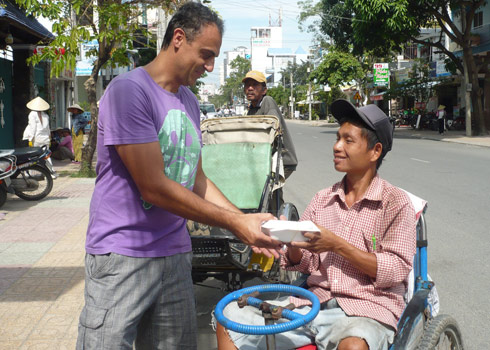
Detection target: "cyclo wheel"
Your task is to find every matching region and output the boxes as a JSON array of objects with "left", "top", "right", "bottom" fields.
[
  {"left": 14, "top": 165, "right": 53, "bottom": 201},
  {"left": 416, "top": 314, "right": 464, "bottom": 350}
]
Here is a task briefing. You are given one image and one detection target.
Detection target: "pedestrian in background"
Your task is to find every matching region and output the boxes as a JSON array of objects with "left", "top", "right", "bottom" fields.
[
  {"left": 67, "top": 104, "right": 87, "bottom": 164},
  {"left": 76, "top": 3, "right": 280, "bottom": 350},
  {"left": 437, "top": 105, "right": 446, "bottom": 135},
  {"left": 23, "top": 96, "right": 51, "bottom": 148},
  {"left": 51, "top": 128, "right": 74, "bottom": 161},
  {"left": 23, "top": 97, "right": 57, "bottom": 177}
]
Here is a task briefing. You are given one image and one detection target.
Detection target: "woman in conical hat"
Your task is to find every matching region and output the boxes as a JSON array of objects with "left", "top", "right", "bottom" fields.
[
  {"left": 22, "top": 96, "right": 57, "bottom": 174},
  {"left": 26, "top": 96, "right": 50, "bottom": 112},
  {"left": 436, "top": 105, "right": 446, "bottom": 135},
  {"left": 23, "top": 97, "right": 51, "bottom": 147},
  {"left": 67, "top": 103, "right": 86, "bottom": 163}
]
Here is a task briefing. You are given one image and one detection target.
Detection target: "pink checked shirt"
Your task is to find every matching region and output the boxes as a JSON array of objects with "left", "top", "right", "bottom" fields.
[{"left": 281, "top": 175, "right": 416, "bottom": 330}]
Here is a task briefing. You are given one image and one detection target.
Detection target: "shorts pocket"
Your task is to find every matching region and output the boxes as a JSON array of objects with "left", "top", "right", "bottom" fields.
[
  {"left": 86, "top": 253, "right": 115, "bottom": 279},
  {"left": 80, "top": 305, "right": 109, "bottom": 329}
]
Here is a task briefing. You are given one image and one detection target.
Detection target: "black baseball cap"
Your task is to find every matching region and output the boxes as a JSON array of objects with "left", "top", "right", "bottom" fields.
[{"left": 331, "top": 99, "right": 393, "bottom": 157}]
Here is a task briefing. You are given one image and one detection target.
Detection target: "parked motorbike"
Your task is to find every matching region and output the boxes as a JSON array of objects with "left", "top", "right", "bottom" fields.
[
  {"left": 410, "top": 112, "right": 437, "bottom": 130},
  {"left": 391, "top": 111, "right": 411, "bottom": 127},
  {"left": 0, "top": 146, "right": 55, "bottom": 208}
]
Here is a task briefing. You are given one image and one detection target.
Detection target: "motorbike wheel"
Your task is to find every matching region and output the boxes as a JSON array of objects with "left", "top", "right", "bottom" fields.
[
  {"left": 13, "top": 165, "right": 53, "bottom": 201},
  {"left": 0, "top": 186, "right": 6, "bottom": 208}
]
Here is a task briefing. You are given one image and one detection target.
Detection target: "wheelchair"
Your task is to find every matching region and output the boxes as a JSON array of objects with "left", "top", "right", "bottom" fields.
[
  {"left": 187, "top": 115, "right": 300, "bottom": 291},
  {"left": 214, "top": 192, "right": 464, "bottom": 350}
]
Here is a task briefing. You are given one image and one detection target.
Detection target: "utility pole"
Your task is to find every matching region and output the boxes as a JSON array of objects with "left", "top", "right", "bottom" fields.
[
  {"left": 156, "top": 8, "right": 168, "bottom": 55},
  {"left": 461, "top": 7, "right": 472, "bottom": 136},
  {"left": 307, "top": 66, "right": 312, "bottom": 121},
  {"left": 290, "top": 72, "right": 294, "bottom": 119}
]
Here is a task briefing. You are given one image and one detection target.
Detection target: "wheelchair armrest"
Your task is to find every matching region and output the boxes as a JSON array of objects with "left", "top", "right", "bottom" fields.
[
  {"left": 291, "top": 273, "right": 308, "bottom": 288},
  {"left": 391, "top": 283, "right": 434, "bottom": 349}
]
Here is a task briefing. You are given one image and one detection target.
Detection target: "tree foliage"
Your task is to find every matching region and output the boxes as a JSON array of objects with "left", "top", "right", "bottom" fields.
[
  {"left": 280, "top": 61, "right": 310, "bottom": 88},
  {"left": 219, "top": 56, "right": 251, "bottom": 105},
  {"left": 310, "top": 49, "right": 365, "bottom": 88},
  {"left": 15, "top": 0, "right": 185, "bottom": 175},
  {"left": 267, "top": 85, "right": 289, "bottom": 111},
  {"left": 383, "top": 59, "right": 437, "bottom": 102},
  {"left": 316, "top": 0, "right": 488, "bottom": 134}
]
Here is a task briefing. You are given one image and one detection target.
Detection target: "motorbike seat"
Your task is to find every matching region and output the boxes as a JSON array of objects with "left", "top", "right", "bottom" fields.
[
  {"left": 13, "top": 147, "right": 45, "bottom": 162},
  {"left": 0, "top": 150, "right": 15, "bottom": 157}
]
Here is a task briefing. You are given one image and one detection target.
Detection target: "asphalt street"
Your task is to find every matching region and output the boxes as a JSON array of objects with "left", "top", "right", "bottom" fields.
[{"left": 282, "top": 121, "right": 490, "bottom": 350}]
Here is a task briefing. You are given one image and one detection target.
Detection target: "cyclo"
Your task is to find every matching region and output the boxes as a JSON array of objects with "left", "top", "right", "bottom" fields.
[{"left": 187, "top": 115, "right": 300, "bottom": 291}]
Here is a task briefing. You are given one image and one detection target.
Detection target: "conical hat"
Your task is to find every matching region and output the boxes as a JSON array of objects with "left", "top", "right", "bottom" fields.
[
  {"left": 26, "top": 97, "right": 50, "bottom": 111},
  {"left": 438, "top": 105, "right": 445, "bottom": 110},
  {"left": 67, "top": 104, "right": 84, "bottom": 113}
]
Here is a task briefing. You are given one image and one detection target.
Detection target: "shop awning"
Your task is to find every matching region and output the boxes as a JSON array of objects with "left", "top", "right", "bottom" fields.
[
  {"left": 454, "top": 42, "right": 490, "bottom": 57},
  {"left": 370, "top": 91, "right": 386, "bottom": 101},
  {"left": 297, "top": 100, "right": 322, "bottom": 105},
  {"left": 0, "top": 0, "right": 54, "bottom": 45}
]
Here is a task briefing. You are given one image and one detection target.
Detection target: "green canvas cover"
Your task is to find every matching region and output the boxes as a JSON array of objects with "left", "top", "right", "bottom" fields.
[{"left": 202, "top": 142, "right": 271, "bottom": 209}]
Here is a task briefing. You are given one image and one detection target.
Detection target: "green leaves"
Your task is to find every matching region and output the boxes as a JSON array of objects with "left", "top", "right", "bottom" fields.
[
  {"left": 17, "top": 0, "right": 183, "bottom": 79},
  {"left": 311, "top": 49, "right": 365, "bottom": 88},
  {"left": 219, "top": 56, "right": 251, "bottom": 105}
]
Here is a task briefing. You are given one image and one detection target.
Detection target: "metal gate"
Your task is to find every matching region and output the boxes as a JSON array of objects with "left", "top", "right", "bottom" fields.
[{"left": 0, "top": 58, "right": 13, "bottom": 148}]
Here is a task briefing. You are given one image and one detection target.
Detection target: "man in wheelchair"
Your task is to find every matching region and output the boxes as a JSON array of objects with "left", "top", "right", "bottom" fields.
[{"left": 216, "top": 100, "right": 417, "bottom": 350}]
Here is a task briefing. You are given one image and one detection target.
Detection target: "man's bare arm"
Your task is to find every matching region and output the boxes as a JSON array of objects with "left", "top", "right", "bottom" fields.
[{"left": 115, "top": 141, "right": 280, "bottom": 250}]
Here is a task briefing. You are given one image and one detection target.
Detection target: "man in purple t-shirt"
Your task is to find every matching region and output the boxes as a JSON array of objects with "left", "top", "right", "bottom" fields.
[{"left": 76, "top": 3, "right": 282, "bottom": 350}]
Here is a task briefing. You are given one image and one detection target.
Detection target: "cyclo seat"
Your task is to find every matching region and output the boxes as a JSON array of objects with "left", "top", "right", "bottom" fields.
[{"left": 13, "top": 147, "right": 45, "bottom": 162}]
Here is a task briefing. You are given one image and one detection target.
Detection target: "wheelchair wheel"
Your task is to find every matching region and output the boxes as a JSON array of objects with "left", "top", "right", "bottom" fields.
[{"left": 417, "top": 314, "right": 463, "bottom": 350}]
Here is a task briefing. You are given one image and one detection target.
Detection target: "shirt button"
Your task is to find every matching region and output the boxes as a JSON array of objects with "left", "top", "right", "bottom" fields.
[{"left": 333, "top": 279, "right": 338, "bottom": 284}]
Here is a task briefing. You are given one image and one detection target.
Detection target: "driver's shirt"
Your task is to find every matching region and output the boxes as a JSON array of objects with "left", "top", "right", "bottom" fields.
[
  {"left": 247, "top": 96, "right": 298, "bottom": 171},
  {"left": 281, "top": 175, "right": 416, "bottom": 330}
]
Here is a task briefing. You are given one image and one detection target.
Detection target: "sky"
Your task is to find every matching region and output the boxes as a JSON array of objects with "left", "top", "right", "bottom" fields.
[
  {"left": 36, "top": 0, "right": 316, "bottom": 86},
  {"left": 202, "top": 0, "right": 316, "bottom": 87}
]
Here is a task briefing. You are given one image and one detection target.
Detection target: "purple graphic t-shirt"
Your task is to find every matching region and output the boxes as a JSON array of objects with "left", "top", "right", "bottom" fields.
[{"left": 85, "top": 67, "right": 202, "bottom": 257}]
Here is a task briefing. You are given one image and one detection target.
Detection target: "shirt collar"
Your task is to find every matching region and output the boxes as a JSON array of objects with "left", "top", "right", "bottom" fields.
[
  {"left": 248, "top": 96, "right": 264, "bottom": 110},
  {"left": 334, "top": 174, "right": 383, "bottom": 204}
]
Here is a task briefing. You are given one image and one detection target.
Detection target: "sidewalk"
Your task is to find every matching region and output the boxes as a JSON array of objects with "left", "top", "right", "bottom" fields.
[
  {"left": 0, "top": 160, "right": 94, "bottom": 349},
  {"left": 289, "top": 119, "right": 490, "bottom": 148}
]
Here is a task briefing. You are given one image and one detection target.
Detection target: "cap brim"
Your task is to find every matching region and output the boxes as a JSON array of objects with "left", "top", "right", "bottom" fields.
[
  {"left": 331, "top": 99, "right": 375, "bottom": 131},
  {"left": 242, "top": 77, "right": 263, "bottom": 83}
]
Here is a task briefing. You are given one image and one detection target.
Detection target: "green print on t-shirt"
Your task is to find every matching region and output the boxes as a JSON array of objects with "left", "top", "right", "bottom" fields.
[{"left": 141, "top": 109, "right": 201, "bottom": 210}]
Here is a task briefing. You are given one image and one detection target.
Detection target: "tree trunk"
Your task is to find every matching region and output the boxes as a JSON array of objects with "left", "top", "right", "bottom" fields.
[
  {"left": 80, "top": 72, "right": 99, "bottom": 175},
  {"left": 464, "top": 50, "right": 487, "bottom": 135}
]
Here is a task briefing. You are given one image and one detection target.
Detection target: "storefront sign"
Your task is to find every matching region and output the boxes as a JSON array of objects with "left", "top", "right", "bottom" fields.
[
  {"left": 252, "top": 39, "right": 271, "bottom": 47},
  {"left": 436, "top": 60, "right": 451, "bottom": 77},
  {"left": 76, "top": 40, "right": 99, "bottom": 76},
  {"left": 395, "top": 69, "right": 409, "bottom": 83},
  {"left": 374, "top": 63, "right": 389, "bottom": 87}
]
